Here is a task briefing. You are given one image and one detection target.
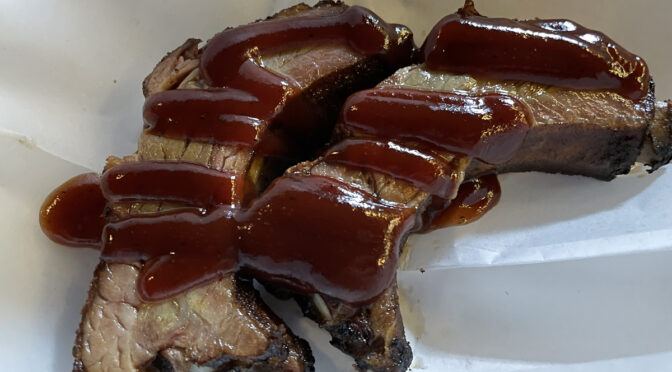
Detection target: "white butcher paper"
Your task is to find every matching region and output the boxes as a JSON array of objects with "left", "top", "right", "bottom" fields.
[{"left": 1, "top": 0, "right": 671, "bottom": 371}]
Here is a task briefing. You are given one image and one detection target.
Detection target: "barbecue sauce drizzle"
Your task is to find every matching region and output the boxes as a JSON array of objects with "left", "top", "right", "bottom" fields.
[
  {"left": 422, "top": 174, "right": 501, "bottom": 231},
  {"left": 422, "top": 0, "right": 650, "bottom": 100},
  {"left": 325, "top": 138, "right": 465, "bottom": 199},
  {"left": 40, "top": 1, "right": 641, "bottom": 304},
  {"left": 337, "top": 88, "right": 532, "bottom": 164},
  {"left": 143, "top": 5, "right": 415, "bottom": 152},
  {"left": 99, "top": 174, "right": 414, "bottom": 305},
  {"left": 101, "top": 161, "right": 245, "bottom": 208}
]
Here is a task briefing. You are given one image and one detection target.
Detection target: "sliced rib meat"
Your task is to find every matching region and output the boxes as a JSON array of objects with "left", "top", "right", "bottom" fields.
[
  {"left": 75, "top": 129, "right": 313, "bottom": 372},
  {"left": 73, "top": 2, "right": 415, "bottom": 371},
  {"left": 280, "top": 158, "right": 458, "bottom": 372},
  {"left": 380, "top": 65, "right": 659, "bottom": 181},
  {"left": 284, "top": 63, "right": 671, "bottom": 371},
  {"left": 74, "top": 264, "right": 311, "bottom": 372},
  {"left": 72, "top": 4, "right": 672, "bottom": 372}
]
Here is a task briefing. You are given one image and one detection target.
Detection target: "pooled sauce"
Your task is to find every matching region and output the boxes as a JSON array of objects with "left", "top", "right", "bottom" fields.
[
  {"left": 422, "top": 174, "right": 501, "bottom": 231},
  {"left": 340, "top": 88, "right": 532, "bottom": 164},
  {"left": 99, "top": 176, "right": 414, "bottom": 305},
  {"left": 39, "top": 173, "right": 107, "bottom": 248},
  {"left": 324, "top": 138, "right": 464, "bottom": 199},
  {"left": 101, "top": 161, "right": 244, "bottom": 208},
  {"left": 144, "top": 5, "right": 415, "bottom": 149},
  {"left": 422, "top": 4, "right": 650, "bottom": 100}
]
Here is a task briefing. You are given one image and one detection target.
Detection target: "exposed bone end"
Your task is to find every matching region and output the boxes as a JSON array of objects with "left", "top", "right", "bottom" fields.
[{"left": 312, "top": 294, "right": 332, "bottom": 322}]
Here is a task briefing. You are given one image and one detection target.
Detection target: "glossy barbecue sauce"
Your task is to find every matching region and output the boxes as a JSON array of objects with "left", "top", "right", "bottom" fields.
[
  {"left": 103, "top": 207, "right": 240, "bottom": 301},
  {"left": 41, "top": 2, "right": 640, "bottom": 305},
  {"left": 421, "top": 174, "right": 501, "bottom": 231},
  {"left": 143, "top": 5, "right": 415, "bottom": 153},
  {"left": 100, "top": 175, "right": 414, "bottom": 305},
  {"left": 143, "top": 89, "right": 267, "bottom": 149},
  {"left": 40, "top": 173, "right": 107, "bottom": 248},
  {"left": 101, "top": 161, "right": 245, "bottom": 208},
  {"left": 340, "top": 88, "right": 532, "bottom": 164},
  {"left": 422, "top": 1, "right": 650, "bottom": 100},
  {"left": 325, "top": 138, "right": 467, "bottom": 199},
  {"left": 237, "top": 176, "right": 415, "bottom": 305}
]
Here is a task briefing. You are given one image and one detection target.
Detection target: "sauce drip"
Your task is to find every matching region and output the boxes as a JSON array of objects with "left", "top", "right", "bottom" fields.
[
  {"left": 422, "top": 2, "right": 650, "bottom": 100},
  {"left": 100, "top": 176, "right": 413, "bottom": 305},
  {"left": 324, "top": 138, "right": 465, "bottom": 199},
  {"left": 422, "top": 174, "right": 501, "bottom": 231},
  {"left": 101, "top": 161, "right": 244, "bottom": 208},
  {"left": 341, "top": 88, "right": 531, "bottom": 164},
  {"left": 144, "top": 6, "right": 415, "bottom": 151},
  {"left": 39, "top": 173, "right": 107, "bottom": 248}
]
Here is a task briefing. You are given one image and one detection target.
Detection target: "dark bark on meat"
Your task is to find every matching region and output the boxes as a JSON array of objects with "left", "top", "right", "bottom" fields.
[
  {"left": 466, "top": 118, "right": 647, "bottom": 180},
  {"left": 639, "top": 100, "right": 672, "bottom": 172},
  {"left": 294, "top": 283, "right": 412, "bottom": 372},
  {"left": 467, "top": 80, "right": 657, "bottom": 181},
  {"left": 203, "top": 277, "right": 315, "bottom": 372},
  {"left": 73, "top": 263, "right": 313, "bottom": 372}
]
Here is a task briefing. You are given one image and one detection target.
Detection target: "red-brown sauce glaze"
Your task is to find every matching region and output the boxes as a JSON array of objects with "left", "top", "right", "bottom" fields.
[
  {"left": 421, "top": 174, "right": 501, "bottom": 232},
  {"left": 42, "top": 2, "right": 634, "bottom": 305},
  {"left": 100, "top": 176, "right": 414, "bottom": 305},
  {"left": 144, "top": 5, "right": 415, "bottom": 152},
  {"left": 200, "top": 6, "right": 414, "bottom": 87},
  {"left": 143, "top": 88, "right": 267, "bottom": 149},
  {"left": 101, "top": 161, "right": 244, "bottom": 208},
  {"left": 43, "top": 6, "right": 419, "bottom": 305},
  {"left": 43, "top": 81, "right": 527, "bottom": 304},
  {"left": 238, "top": 176, "right": 415, "bottom": 305},
  {"left": 340, "top": 88, "right": 532, "bottom": 164},
  {"left": 102, "top": 207, "right": 239, "bottom": 301},
  {"left": 324, "top": 138, "right": 464, "bottom": 199},
  {"left": 39, "top": 173, "right": 107, "bottom": 248},
  {"left": 422, "top": 2, "right": 650, "bottom": 100}
]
